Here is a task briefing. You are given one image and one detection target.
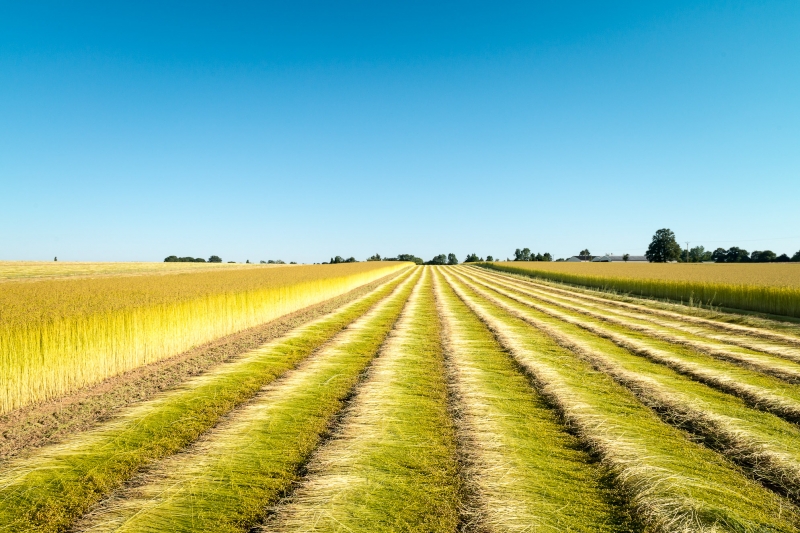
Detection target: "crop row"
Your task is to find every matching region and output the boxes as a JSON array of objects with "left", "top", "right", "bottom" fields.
[{"left": 3, "top": 265, "right": 800, "bottom": 532}]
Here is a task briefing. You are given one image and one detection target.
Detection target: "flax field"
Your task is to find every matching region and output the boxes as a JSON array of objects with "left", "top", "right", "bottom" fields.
[{"left": 3, "top": 264, "right": 800, "bottom": 532}]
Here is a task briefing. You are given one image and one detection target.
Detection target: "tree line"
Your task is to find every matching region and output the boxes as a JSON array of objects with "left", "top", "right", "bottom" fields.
[{"left": 645, "top": 228, "right": 800, "bottom": 263}]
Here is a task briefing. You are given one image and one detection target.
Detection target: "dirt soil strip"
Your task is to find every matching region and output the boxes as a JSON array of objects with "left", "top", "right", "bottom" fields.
[{"left": 0, "top": 270, "right": 404, "bottom": 463}]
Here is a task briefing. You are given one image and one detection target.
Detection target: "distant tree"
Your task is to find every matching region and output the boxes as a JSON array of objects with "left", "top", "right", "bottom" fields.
[
  {"left": 426, "top": 254, "right": 448, "bottom": 265},
  {"left": 209, "top": 255, "right": 223, "bottom": 263},
  {"left": 260, "top": 260, "right": 266, "bottom": 264},
  {"left": 711, "top": 248, "right": 727, "bottom": 263},
  {"left": 535, "top": 253, "right": 544, "bottom": 261},
  {"left": 580, "top": 249, "right": 591, "bottom": 256},
  {"left": 228, "top": 261, "right": 236, "bottom": 263},
  {"left": 447, "top": 253, "right": 459, "bottom": 265},
  {"left": 486, "top": 255, "right": 494, "bottom": 261},
  {"left": 555, "top": 258, "right": 565, "bottom": 262},
  {"left": 246, "top": 259, "right": 250, "bottom": 264},
  {"left": 514, "top": 248, "right": 531, "bottom": 261},
  {"left": 345, "top": 257, "right": 357, "bottom": 263},
  {"left": 290, "top": 261, "right": 297, "bottom": 264},
  {"left": 464, "top": 253, "right": 482, "bottom": 263},
  {"left": 164, "top": 256, "right": 179, "bottom": 262},
  {"left": 623, "top": 253, "right": 630, "bottom": 262},
  {"left": 645, "top": 229, "right": 681, "bottom": 263},
  {"left": 54, "top": 256, "right": 58, "bottom": 261},
  {"left": 367, "top": 254, "right": 382, "bottom": 261},
  {"left": 775, "top": 254, "right": 791, "bottom": 263},
  {"left": 542, "top": 253, "right": 552, "bottom": 261},
  {"left": 725, "top": 247, "right": 750, "bottom": 263},
  {"left": 751, "top": 250, "right": 776, "bottom": 263},
  {"left": 392, "top": 253, "right": 424, "bottom": 265},
  {"left": 793, "top": 250, "right": 800, "bottom": 262}
]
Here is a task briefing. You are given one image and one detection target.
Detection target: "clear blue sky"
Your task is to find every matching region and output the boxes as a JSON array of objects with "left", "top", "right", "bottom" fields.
[{"left": 2, "top": 1, "right": 799, "bottom": 263}]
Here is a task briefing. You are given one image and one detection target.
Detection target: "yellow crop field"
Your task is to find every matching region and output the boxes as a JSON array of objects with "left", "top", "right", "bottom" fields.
[
  {"left": 484, "top": 262, "right": 800, "bottom": 318},
  {"left": 0, "top": 260, "right": 253, "bottom": 282},
  {"left": 0, "top": 261, "right": 410, "bottom": 414}
]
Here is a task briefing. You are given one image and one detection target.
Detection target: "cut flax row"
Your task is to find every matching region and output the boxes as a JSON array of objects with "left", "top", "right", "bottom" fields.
[
  {"left": 0, "top": 268, "right": 418, "bottom": 533},
  {"left": 266, "top": 267, "right": 460, "bottom": 532},
  {"left": 474, "top": 267, "right": 800, "bottom": 373},
  {"left": 433, "top": 268, "right": 628, "bottom": 532},
  {"left": 462, "top": 268, "right": 800, "bottom": 424},
  {"left": 451, "top": 269, "right": 800, "bottom": 505},
  {"left": 472, "top": 264, "right": 800, "bottom": 347},
  {"left": 442, "top": 269, "right": 799, "bottom": 532},
  {"left": 475, "top": 266, "right": 800, "bottom": 364},
  {"left": 72, "top": 267, "right": 421, "bottom": 533},
  {"left": 0, "top": 262, "right": 410, "bottom": 414}
]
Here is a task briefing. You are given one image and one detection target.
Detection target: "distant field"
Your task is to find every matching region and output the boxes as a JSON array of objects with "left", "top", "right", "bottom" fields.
[
  {"left": 3, "top": 265, "right": 800, "bottom": 533},
  {"left": 484, "top": 261, "right": 800, "bottom": 318},
  {"left": 0, "top": 261, "right": 258, "bottom": 281},
  {"left": 490, "top": 261, "right": 800, "bottom": 288}
]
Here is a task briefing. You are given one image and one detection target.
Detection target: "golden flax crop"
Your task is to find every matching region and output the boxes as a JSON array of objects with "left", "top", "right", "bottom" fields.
[
  {"left": 484, "top": 262, "right": 800, "bottom": 318},
  {"left": 0, "top": 262, "right": 409, "bottom": 414}
]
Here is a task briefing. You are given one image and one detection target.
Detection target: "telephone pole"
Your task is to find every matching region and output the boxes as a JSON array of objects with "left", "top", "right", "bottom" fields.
[{"left": 685, "top": 242, "right": 690, "bottom": 263}]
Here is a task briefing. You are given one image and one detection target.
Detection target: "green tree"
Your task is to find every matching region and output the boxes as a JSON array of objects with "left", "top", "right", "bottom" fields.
[
  {"left": 580, "top": 249, "right": 591, "bottom": 257},
  {"left": 645, "top": 228, "right": 681, "bottom": 263},
  {"left": 751, "top": 250, "right": 776, "bottom": 263},
  {"left": 464, "top": 253, "right": 481, "bottom": 263},
  {"left": 486, "top": 255, "right": 494, "bottom": 261},
  {"left": 623, "top": 254, "right": 630, "bottom": 262},
  {"left": 367, "top": 254, "right": 382, "bottom": 261},
  {"left": 514, "top": 248, "right": 531, "bottom": 261},
  {"left": 208, "top": 255, "right": 222, "bottom": 263},
  {"left": 447, "top": 253, "right": 459, "bottom": 265},
  {"left": 542, "top": 252, "right": 552, "bottom": 261},
  {"left": 426, "top": 254, "right": 448, "bottom": 265},
  {"left": 792, "top": 250, "right": 800, "bottom": 262},
  {"left": 725, "top": 247, "right": 749, "bottom": 263}
]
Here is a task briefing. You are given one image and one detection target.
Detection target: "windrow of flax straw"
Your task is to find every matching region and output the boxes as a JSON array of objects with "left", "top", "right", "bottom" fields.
[
  {"left": 432, "top": 269, "right": 628, "bottom": 533},
  {"left": 453, "top": 268, "right": 800, "bottom": 504},
  {"left": 441, "top": 269, "right": 800, "bottom": 532},
  {"left": 268, "top": 267, "right": 460, "bottom": 533},
  {"left": 482, "top": 262, "right": 800, "bottom": 318},
  {"left": 0, "top": 262, "right": 410, "bottom": 414}
]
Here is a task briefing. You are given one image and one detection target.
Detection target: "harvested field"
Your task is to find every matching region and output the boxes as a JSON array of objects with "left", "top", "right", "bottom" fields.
[{"left": 2, "top": 264, "right": 800, "bottom": 532}]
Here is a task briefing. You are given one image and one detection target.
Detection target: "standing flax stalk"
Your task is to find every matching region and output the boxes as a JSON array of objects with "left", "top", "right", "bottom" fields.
[
  {"left": 432, "top": 268, "right": 630, "bottom": 533},
  {"left": 73, "top": 267, "right": 422, "bottom": 533},
  {"left": 441, "top": 269, "right": 800, "bottom": 532}
]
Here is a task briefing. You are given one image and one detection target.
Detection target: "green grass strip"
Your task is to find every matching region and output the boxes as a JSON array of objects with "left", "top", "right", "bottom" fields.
[
  {"left": 474, "top": 267, "right": 800, "bottom": 378},
  {"left": 456, "top": 268, "right": 800, "bottom": 503},
  {"left": 442, "top": 269, "right": 800, "bottom": 533},
  {"left": 268, "top": 267, "right": 460, "bottom": 533},
  {"left": 462, "top": 267, "right": 800, "bottom": 423},
  {"left": 0, "top": 267, "right": 415, "bottom": 533},
  {"left": 75, "top": 267, "right": 423, "bottom": 533},
  {"left": 432, "top": 269, "right": 632, "bottom": 532}
]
